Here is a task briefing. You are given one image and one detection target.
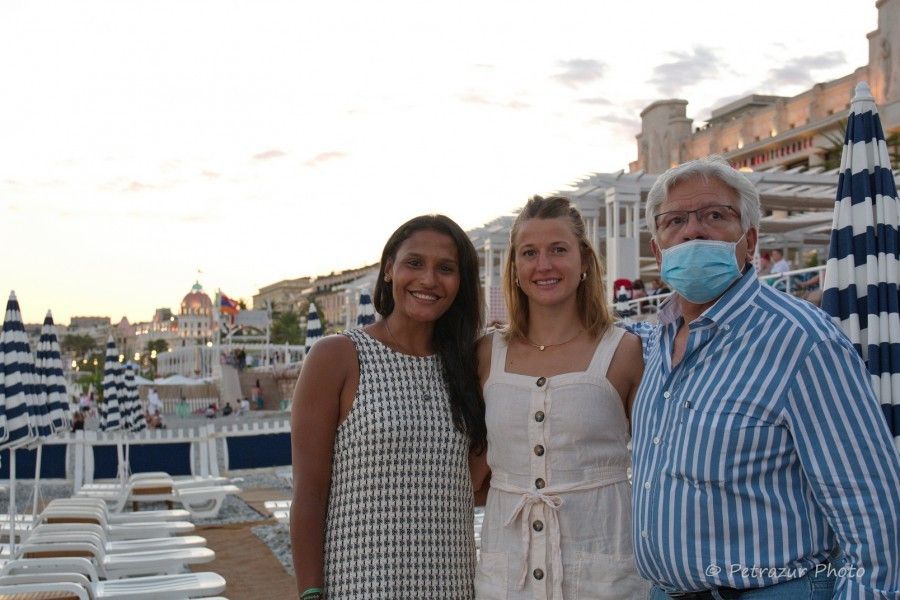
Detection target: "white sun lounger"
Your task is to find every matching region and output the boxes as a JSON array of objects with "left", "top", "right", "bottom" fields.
[
  {"left": 24, "top": 523, "right": 207, "bottom": 554},
  {"left": 34, "top": 507, "right": 195, "bottom": 540},
  {"left": 1, "top": 557, "right": 227, "bottom": 599},
  {"left": 76, "top": 479, "right": 241, "bottom": 519},
  {"left": 48, "top": 497, "right": 192, "bottom": 523},
  {"left": 15, "top": 540, "right": 215, "bottom": 579}
]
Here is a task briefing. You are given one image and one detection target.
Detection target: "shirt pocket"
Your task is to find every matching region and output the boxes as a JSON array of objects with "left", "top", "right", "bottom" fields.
[
  {"left": 573, "top": 552, "right": 650, "bottom": 600},
  {"left": 671, "top": 405, "right": 777, "bottom": 485},
  {"left": 474, "top": 551, "right": 508, "bottom": 600}
]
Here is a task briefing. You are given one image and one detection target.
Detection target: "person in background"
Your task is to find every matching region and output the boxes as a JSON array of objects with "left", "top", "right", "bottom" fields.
[
  {"left": 770, "top": 248, "right": 790, "bottom": 274},
  {"left": 71, "top": 410, "right": 85, "bottom": 432},
  {"left": 290, "top": 214, "right": 484, "bottom": 599},
  {"left": 252, "top": 379, "right": 263, "bottom": 410},
  {"left": 630, "top": 155, "right": 900, "bottom": 599},
  {"left": 222, "top": 401, "right": 233, "bottom": 417}
]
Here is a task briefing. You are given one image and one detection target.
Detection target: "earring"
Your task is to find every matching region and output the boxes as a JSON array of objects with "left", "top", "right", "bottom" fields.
[
  {"left": 515, "top": 277, "right": 520, "bottom": 287},
  {"left": 384, "top": 275, "right": 391, "bottom": 283},
  {"left": 580, "top": 272, "right": 587, "bottom": 281}
]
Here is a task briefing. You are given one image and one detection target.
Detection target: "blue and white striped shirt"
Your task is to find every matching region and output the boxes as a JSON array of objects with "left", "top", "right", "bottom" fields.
[{"left": 628, "top": 267, "right": 900, "bottom": 599}]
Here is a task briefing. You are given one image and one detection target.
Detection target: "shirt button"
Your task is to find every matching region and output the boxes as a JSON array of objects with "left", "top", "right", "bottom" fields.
[
  {"left": 532, "top": 520, "right": 544, "bottom": 532},
  {"left": 533, "top": 568, "right": 544, "bottom": 580},
  {"left": 643, "top": 481, "right": 651, "bottom": 490},
  {"left": 535, "top": 478, "right": 545, "bottom": 489},
  {"left": 534, "top": 411, "right": 545, "bottom": 423},
  {"left": 682, "top": 400, "right": 691, "bottom": 409},
  {"left": 653, "top": 436, "right": 661, "bottom": 445},
  {"left": 722, "top": 324, "right": 730, "bottom": 331},
  {"left": 663, "top": 390, "right": 671, "bottom": 399},
  {"left": 641, "top": 530, "right": 649, "bottom": 539},
  {"left": 536, "top": 376, "right": 546, "bottom": 387},
  {"left": 534, "top": 444, "right": 545, "bottom": 456}
]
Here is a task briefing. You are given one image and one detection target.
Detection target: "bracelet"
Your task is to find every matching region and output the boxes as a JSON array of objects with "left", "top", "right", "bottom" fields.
[{"left": 301, "top": 588, "right": 324, "bottom": 600}]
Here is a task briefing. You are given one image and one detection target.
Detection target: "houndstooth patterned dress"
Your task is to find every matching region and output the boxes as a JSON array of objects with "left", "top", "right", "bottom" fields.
[{"left": 323, "top": 328, "right": 475, "bottom": 599}]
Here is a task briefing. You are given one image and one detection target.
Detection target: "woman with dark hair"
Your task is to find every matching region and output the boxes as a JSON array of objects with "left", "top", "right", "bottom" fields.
[
  {"left": 290, "top": 214, "right": 485, "bottom": 600},
  {"left": 472, "top": 196, "right": 647, "bottom": 599}
]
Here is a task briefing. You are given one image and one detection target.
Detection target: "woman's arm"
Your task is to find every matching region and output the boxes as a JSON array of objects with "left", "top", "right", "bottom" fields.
[
  {"left": 470, "top": 334, "right": 493, "bottom": 502},
  {"left": 290, "top": 335, "right": 357, "bottom": 594},
  {"left": 607, "top": 331, "right": 645, "bottom": 428}
]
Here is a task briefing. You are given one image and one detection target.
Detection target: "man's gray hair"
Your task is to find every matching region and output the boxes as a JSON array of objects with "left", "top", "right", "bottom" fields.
[{"left": 645, "top": 155, "right": 761, "bottom": 237}]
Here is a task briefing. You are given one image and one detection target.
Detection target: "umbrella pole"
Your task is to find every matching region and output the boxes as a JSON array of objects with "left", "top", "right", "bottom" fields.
[
  {"left": 9, "top": 450, "right": 16, "bottom": 557},
  {"left": 31, "top": 443, "right": 43, "bottom": 519}
]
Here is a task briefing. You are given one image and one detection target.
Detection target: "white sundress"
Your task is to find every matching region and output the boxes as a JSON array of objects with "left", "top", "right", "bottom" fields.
[{"left": 476, "top": 327, "right": 649, "bottom": 600}]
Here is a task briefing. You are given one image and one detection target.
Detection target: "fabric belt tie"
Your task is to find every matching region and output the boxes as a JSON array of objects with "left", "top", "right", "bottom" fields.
[{"left": 490, "top": 467, "right": 628, "bottom": 598}]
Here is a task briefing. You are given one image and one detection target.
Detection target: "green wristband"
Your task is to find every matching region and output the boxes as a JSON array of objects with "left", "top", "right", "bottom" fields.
[{"left": 301, "top": 588, "right": 324, "bottom": 599}]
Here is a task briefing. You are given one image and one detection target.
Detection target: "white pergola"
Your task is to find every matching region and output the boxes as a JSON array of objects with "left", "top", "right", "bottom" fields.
[{"left": 469, "top": 165, "right": 900, "bottom": 316}]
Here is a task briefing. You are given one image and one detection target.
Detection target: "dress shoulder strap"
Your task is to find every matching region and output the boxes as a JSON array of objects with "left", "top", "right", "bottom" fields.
[
  {"left": 488, "top": 329, "right": 509, "bottom": 379},
  {"left": 587, "top": 325, "right": 626, "bottom": 377}
]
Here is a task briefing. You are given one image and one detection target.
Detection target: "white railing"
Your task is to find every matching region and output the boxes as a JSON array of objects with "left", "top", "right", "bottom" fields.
[{"left": 611, "top": 264, "right": 827, "bottom": 317}]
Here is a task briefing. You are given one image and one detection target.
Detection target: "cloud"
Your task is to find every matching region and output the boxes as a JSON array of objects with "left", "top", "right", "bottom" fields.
[
  {"left": 201, "top": 170, "right": 221, "bottom": 179},
  {"left": 649, "top": 46, "right": 723, "bottom": 96},
  {"left": 588, "top": 114, "right": 640, "bottom": 131},
  {"left": 578, "top": 97, "right": 612, "bottom": 106},
  {"left": 762, "top": 52, "right": 846, "bottom": 89},
  {"left": 552, "top": 59, "right": 606, "bottom": 89},
  {"left": 304, "top": 151, "right": 348, "bottom": 167},
  {"left": 252, "top": 149, "right": 287, "bottom": 161},
  {"left": 459, "top": 91, "right": 529, "bottom": 109},
  {"left": 124, "top": 181, "right": 154, "bottom": 192}
]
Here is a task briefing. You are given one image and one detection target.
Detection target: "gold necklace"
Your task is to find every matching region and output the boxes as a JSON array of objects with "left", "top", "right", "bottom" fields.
[{"left": 523, "top": 329, "right": 584, "bottom": 351}]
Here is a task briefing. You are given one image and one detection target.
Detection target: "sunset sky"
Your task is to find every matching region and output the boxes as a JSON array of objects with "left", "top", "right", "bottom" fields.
[{"left": 0, "top": 0, "right": 877, "bottom": 324}]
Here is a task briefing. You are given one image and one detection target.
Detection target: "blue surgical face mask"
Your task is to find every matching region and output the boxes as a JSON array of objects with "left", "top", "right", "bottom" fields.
[{"left": 660, "top": 235, "right": 745, "bottom": 304}]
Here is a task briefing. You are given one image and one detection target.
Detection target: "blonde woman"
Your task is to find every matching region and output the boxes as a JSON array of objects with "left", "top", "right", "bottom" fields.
[{"left": 472, "top": 196, "right": 648, "bottom": 599}]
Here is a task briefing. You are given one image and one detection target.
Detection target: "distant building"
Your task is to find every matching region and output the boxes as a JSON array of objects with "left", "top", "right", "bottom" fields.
[
  {"left": 631, "top": 0, "right": 899, "bottom": 174},
  {"left": 309, "top": 265, "right": 379, "bottom": 330},
  {"left": 177, "top": 281, "right": 215, "bottom": 344},
  {"left": 252, "top": 277, "right": 311, "bottom": 314}
]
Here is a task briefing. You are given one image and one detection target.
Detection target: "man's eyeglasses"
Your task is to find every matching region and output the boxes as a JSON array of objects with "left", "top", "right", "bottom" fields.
[{"left": 653, "top": 204, "right": 741, "bottom": 235}]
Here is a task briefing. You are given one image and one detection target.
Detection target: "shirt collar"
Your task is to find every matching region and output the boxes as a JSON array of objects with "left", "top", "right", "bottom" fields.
[{"left": 658, "top": 265, "right": 759, "bottom": 328}]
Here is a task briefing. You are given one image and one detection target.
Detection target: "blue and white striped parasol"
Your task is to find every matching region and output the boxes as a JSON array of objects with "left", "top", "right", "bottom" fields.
[
  {"left": 0, "top": 291, "right": 42, "bottom": 555},
  {"left": 822, "top": 81, "right": 900, "bottom": 450},
  {"left": 100, "top": 336, "right": 123, "bottom": 432},
  {"left": 305, "top": 302, "right": 324, "bottom": 353},
  {"left": 35, "top": 311, "right": 70, "bottom": 434},
  {"left": 356, "top": 291, "right": 376, "bottom": 326},
  {"left": 0, "top": 291, "right": 40, "bottom": 450},
  {"left": 125, "top": 364, "right": 145, "bottom": 432}
]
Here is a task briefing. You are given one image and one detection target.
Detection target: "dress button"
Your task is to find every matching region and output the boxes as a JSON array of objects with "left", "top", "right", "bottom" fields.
[
  {"left": 534, "top": 444, "right": 545, "bottom": 456},
  {"left": 535, "top": 478, "right": 545, "bottom": 489},
  {"left": 533, "top": 520, "right": 544, "bottom": 532},
  {"left": 536, "top": 376, "right": 546, "bottom": 387},
  {"left": 533, "top": 568, "right": 544, "bottom": 580},
  {"left": 534, "top": 411, "right": 545, "bottom": 423}
]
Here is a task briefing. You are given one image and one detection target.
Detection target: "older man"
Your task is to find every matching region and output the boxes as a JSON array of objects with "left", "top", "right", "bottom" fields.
[{"left": 630, "top": 156, "right": 900, "bottom": 599}]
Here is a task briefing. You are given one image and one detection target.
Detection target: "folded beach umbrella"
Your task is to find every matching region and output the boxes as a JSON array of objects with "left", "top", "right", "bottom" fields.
[
  {"left": 305, "top": 302, "right": 324, "bottom": 353},
  {"left": 822, "top": 81, "right": 900, "bottom": 450},
  {"left": 356, "top": 291, "right": 376, "bottom": 326},
  {"left": 100, "top": 336, "right": 123, "bottom": 432},
  {"left": 35, "top": 311, "right": 70, "bottom": 434},
  {"left": 0, "top": 291, "right": 40, "bottom": 449},
  {"left": 125, "top": 363, "right": 146, "bottom": 432},
  {"left": 0, "top": 291, "right": 42, "bottom": 555}
]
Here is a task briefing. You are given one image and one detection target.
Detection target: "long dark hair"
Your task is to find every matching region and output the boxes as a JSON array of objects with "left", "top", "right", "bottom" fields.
[{"left": 373, "top": 214, "right": 486, "bottom": 453}]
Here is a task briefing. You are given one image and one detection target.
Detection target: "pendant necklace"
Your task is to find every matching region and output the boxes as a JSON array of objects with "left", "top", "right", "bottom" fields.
[{"left": 523, "top": 329, "right": 584, "bottom": 351}]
